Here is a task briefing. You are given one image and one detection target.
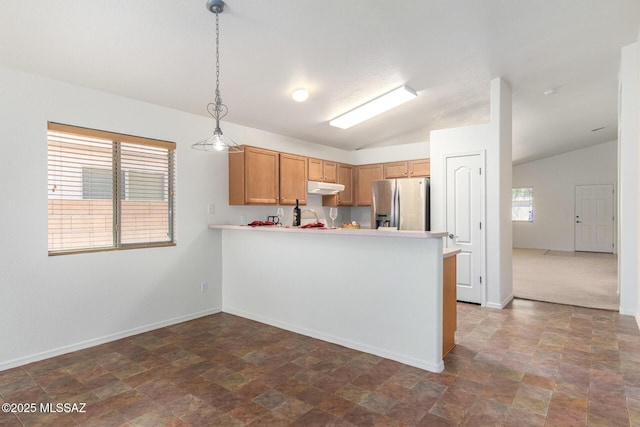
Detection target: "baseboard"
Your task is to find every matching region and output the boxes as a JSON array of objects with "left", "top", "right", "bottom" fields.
[
  {"left": 0, "top": 307, "right": 222, "bottom": 372},
  {"left": 619, "top": 307, "right": 636, "bottom": 316},
  {"left": 223, "top": 306, "right": 444, "bottom": 374},
  {"left": 485, "top": 294, "right": 514, "bottom": 309}
]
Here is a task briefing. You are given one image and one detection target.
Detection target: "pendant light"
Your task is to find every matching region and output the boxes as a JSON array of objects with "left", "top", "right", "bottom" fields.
[{"left": 192, "top": 0, "right": 243, "bottom": 153}]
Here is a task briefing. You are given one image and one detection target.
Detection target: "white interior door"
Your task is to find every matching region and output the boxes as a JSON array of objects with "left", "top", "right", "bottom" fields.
[
  {"left": 445, "top": 153, "right": 483, "bottom": 304},
  {"left": 575, "top": 184, "right": 614, "bottom": 253}
]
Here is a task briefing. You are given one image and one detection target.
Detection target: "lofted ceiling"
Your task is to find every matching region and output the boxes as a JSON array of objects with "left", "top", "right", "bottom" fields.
[{"left": 1, "top": 1, "right": 639, "bottom": 164}]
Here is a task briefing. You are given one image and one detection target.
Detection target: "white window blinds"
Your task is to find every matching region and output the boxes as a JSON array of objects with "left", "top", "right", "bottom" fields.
[{"left": 47, "top": 122, "right": 176, "bottom": 254}]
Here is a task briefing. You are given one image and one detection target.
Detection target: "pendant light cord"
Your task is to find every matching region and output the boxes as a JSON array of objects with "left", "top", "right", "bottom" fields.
[{"left": 215, "top": 11, "right": 221, "bottom": 113}]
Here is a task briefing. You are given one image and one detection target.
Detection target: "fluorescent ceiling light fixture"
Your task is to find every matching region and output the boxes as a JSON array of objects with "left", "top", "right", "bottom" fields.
[{"left": 329, "top": 85, "right": 418, "bottom": 129}]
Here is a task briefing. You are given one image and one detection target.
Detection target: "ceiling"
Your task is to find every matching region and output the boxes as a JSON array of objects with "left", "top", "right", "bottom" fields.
[{"left": 1, "top": 1, "right": 639, "bottom": 164}]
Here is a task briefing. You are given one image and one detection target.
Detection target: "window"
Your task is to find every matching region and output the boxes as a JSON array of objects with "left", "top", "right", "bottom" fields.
[
  {"left": 48, "top": 122, "right": 176, "bottom": 254},
  {"left": 512, "top": 187, "right": 533, "bottom": 222}
]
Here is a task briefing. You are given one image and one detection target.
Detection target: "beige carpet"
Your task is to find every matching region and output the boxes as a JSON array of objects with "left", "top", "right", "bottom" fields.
[{"left": 512, "top": 248, "right": 619, "bottom": 311}]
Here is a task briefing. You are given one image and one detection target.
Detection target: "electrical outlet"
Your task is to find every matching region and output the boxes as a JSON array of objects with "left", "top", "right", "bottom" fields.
[
  {"left": 200, "top": 281, "right": 209, "bottom": 292},
  {"left": 208, "top": 204, "right": 215, "bottom": 214}
]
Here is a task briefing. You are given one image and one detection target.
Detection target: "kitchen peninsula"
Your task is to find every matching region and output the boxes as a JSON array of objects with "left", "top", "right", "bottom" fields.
[{"left": 209, "top": 225, "right": 458, "bottom": 373}]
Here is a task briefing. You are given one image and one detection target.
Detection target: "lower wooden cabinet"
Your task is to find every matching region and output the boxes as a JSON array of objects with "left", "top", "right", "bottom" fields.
[{"left": 442, "top": 254, "right": 457, "bottom": 357}]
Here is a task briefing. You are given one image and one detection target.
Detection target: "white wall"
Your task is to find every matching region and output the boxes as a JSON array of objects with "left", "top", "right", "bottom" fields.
[
  {"left": 0, "top": 66, "right": 350, "bottom": 369},
  {"left": 350, "top": 142, "right": 430, "bottom": 165},
  {"left": 513, "top": 140, "right": 617, "bottom": 251},
  {"left": 492, "top": 78, "right": 513, "bottom": 309},
  {"left": 430, "top": 77, "right": 513, "bottom": 309},
  {"left": 618, "top": 41, "right": 640, "bottom": 318}
]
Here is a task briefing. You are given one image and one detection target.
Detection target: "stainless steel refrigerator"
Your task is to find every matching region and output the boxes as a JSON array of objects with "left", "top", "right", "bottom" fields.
[{"left": 371, "top": 178, "right": 430, "bottom": 231}]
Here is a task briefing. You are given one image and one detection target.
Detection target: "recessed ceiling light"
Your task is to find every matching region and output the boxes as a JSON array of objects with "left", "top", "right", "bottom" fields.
[
  {"left": 292, "top": 88, "right": 309, "bottom": 102},
  {"left": 329, "top": 85, "right": 418, "bottom": 129}
]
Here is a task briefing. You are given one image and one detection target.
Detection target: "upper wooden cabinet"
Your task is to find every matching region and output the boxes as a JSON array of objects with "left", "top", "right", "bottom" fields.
[
  {"left": 279, "top": 153, "right": 308, "bottom": 205},
  {"left": 229, "top": 146, "right": 307, "bottom": 205},
  {"left": 409, "top": 159, "right": 430, "bottom": 177},
  {"left": 308, "top": 158, "right": 323, "bottom": 181},
  {"left": 230, "top": 146, "right": 429, "bottom": 206},
  {"left": 383, "top": 159, "right": 431, "bottom": 178},
  {"left": 384, "top": 161, "right": 409, "bottom": 179},
  {"left": 308, "top": 158, "right": 337, "bottom": 183},
  {"left": 229, "top": 146, "right": 279, "bottom": 205},
  {"left": 356, "top": 164, "right": 383, "bottom": 206},
  {"left": 323, "top": 163, "right": 354, "bottom": 206}
]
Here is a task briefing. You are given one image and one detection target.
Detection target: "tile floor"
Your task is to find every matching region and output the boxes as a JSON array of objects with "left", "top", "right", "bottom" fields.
[{"left": 1, "top": 299, "right": 639, "bottom": 426}]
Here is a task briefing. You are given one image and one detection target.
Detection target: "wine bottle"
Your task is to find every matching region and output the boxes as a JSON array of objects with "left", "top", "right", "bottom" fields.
[{"left": 293, "top": 199, "right": 301, "bottom": 226}]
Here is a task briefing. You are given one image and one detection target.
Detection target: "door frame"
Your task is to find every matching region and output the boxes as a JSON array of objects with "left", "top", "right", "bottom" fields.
[{"left": 442, "top": 150, "right": 487, "bottom": 306}]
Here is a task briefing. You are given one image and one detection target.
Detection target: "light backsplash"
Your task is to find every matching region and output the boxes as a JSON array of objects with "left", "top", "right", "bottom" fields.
[{"left": 226, "top": 195, "right": 353, "bottom": 227}]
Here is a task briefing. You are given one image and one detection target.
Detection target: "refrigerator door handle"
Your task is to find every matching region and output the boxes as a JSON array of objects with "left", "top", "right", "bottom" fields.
[{"left": 393, "top": 182, "right": 400, "bottom": 228}]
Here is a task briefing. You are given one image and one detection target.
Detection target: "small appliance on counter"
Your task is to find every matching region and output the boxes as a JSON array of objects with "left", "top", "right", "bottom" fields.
[{"left": 371, "top": 177, "right": 430, "bottom": 231}]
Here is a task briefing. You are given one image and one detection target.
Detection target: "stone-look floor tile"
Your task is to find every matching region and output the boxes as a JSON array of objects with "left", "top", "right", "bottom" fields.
[
  {"left": 545, "top": 403, "right": 587, "bottom": 426},
  {"left": 417, "top": 412, "right": 457, "bottom": 426},
  {"left": 317, "top": 395, "right": 356, "bottom": 417},
  {"left": 429, "top": 400, "right": 469, "bottom": 424},
  {"left": 385, "top": 400, "right": 430, "bottom": 425},
  {"left": 2, "top": 302, "right": 639, "bottom": 426},
  {"left": 502, "top": 407, "right": 546, "bottom": 427},
  {"left": 289, "top": 408, "right": 336, "bottom": 426},
  {"left": 359, "top": 391, "right": 397, "bottom": 415},
  {"left": 226, "top": 401, "right": 268, "bottom": 424},
  {"left": 129, "top": 407, "right": 188, "bottom": 427},
  {"left": 342, "top": 404, "right": 383, "bottom": 427},
  {"left": 251, "top": 389, "right": 289, "bottom": 411},
  {"left": 521, "top": 372, "right": 556, "bottom": 390}
]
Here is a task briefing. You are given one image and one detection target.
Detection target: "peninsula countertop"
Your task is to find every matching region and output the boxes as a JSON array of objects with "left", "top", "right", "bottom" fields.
[{"left": 208, "top": 224, "right": 448, "bottom": 240}]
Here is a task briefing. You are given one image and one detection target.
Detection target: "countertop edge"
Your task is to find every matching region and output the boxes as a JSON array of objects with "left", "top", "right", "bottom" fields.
[
  {"left": 209, "top": 224, "right": 448, "bottom": 239},
  {"left": 443, "top": 248, "right": 462, "bottom": 258}
]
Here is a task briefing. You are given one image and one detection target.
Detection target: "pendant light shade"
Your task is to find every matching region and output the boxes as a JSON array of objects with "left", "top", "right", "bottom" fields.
[
  {"left": 192, "top": 0, "right": 243, "bottom": 153},
  {"left": 192, "top": 129, "right": 243, "bottom": 153}
]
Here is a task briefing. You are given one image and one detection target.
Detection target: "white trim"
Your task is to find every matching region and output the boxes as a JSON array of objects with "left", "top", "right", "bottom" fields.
[
  {"left": 442, "top": 150, "right": 487, "bottom": 306},
  {"left": 0, "top": 308, "right": 221, "bottom": 372},
  {"left": 223, "top": 307, "right": 444, "bottom": 373},
  {"left": 486, "top": 294, "right": 514, "bottom": 309}
]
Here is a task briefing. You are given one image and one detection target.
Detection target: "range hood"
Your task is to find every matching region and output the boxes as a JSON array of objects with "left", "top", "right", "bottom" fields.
[{"left": 307, "top": 181, "right": 345, "bottom": 195}]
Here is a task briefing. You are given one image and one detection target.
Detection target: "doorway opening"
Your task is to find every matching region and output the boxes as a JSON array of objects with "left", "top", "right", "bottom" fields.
[{"left": 512, "top": 183, "right": 618, "bottom": 311}]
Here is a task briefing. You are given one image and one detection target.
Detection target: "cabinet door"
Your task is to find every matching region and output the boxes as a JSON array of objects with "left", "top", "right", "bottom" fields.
[
  {"left": 245, "top": 147, "right": 279, "bottom": 204},
  {"left": 384, "top": 161, "right": 409, "bottom": 179},
  {"left": 337, "top": 164, "right": 354, "bottom": 205},
  {"left": 280, "top": 153, "right": 307, "bottom": 205},
  {"left": 323, "top": 161, "right": 337, "bottom": 183},
  {"left": 323, "top": 163, "right": 354, "bottom": 206},
  {"left": 442, "top": 255, "right": 457, "bottom": 357},
  {"left": 356, "top": 164, "right": 383, "bottom": 206},
  {"left": 409, "top": 159, "right": 430, "bottom": 177},
  {"left": 308, "top": 158, "right": 323, "bottom": 181}
]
